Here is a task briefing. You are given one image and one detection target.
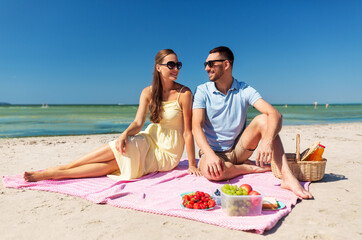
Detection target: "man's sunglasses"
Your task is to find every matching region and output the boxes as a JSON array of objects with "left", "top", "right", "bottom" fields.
[
  {"left": 204, "top": 59, "right": 227, "bottom": 68},
  {"left": 159, "top": 61, "right": 182, "bottom": 70}
]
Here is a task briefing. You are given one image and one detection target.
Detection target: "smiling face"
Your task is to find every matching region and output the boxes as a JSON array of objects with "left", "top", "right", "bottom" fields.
[
  {"left": 157, "top": 54, "right": 180, "bottom": 82},
  {"left": 205, "top": 52, "right": 226, "bottom": 82}
]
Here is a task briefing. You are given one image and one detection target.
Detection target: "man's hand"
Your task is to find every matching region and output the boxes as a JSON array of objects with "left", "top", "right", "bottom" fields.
[
  {"left": 115, "top": 133, "right": 127, "bottom": 154},
  {"left": 255, "top": 139, "right": 273, "bottom": 167},
  {"left": 205, "top": 153, "right": 225, "bottom": 178}
]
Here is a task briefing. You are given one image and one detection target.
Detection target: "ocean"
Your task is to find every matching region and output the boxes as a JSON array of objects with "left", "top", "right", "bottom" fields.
[{"left": 0, "top": 104, "right": 361, "bottom": 138}]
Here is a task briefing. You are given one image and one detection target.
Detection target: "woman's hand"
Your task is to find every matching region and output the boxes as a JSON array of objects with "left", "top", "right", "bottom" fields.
[
  {"left": 115, "top": 133, "right": 127, "bottom": 154},
  {"left": 187, "top": 166, "right": 202, "bottom": 176}
]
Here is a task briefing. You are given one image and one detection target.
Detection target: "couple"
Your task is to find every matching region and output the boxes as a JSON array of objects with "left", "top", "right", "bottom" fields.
[{"left": 24, "top": 47, "right": 312, "bottom": 199}]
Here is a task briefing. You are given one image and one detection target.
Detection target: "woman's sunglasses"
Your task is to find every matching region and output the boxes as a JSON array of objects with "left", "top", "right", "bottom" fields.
[
  {"left": 159, "top": 61, "right": 182, "bottom": 70},
  {"left": 203, "top": 59, "right": 227, "bottom": 68}
]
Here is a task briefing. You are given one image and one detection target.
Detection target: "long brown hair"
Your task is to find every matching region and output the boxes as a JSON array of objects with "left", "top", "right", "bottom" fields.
[{"left": 149, "top": 49, "right": 176, "bottom": 123}]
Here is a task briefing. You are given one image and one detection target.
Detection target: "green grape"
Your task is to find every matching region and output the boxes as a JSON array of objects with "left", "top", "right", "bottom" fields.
[{"left": 240, "top": 208, "right": 247, "bottom": 216}]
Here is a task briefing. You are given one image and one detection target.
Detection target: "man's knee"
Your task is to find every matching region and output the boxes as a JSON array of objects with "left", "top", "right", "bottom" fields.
[
  {"left": 203, "top": 172, "right": 228, "bottom": 181},
  {"left": 201, "top": 166, "right": 230, "bottom": 181},
  {"left": 254, "top": 114, "right": 268, "bottom": 126},
  {"left": 199, "top": 160, "right": 229, "bottom": 181},
  {"left": 247, "top": 114, "right": 268, "bottom": 135}
]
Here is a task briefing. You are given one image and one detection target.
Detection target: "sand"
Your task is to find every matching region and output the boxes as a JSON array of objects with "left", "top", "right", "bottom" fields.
[{"left": 1, "top": 123, "right": 362, "bottom": 239}]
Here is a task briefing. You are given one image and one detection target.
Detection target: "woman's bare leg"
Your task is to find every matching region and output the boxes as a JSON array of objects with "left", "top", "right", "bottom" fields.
[
  {"left": 52, "top": 144, "right": 116, "bottom": 170},
  {"left": 24, "top": 159, "right": 119, "bottom": 182},
  {"left": 24, "top": 144, "right": 119, "bottom": 182}
]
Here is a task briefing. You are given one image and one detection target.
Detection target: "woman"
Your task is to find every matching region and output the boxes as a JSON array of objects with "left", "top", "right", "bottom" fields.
[{"left": 24, "top": 49, "right": 200, "bottom": 182}]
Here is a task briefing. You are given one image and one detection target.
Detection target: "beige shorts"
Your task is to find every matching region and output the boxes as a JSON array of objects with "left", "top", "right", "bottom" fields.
[{"left": 199, "top": 134, "right": 255, "bottom": 165}]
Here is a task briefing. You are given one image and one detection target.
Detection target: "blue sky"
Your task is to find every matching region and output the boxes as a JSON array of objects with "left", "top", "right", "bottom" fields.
[{"left": 1, "top": 0, "right": 361, "bottom": 104}]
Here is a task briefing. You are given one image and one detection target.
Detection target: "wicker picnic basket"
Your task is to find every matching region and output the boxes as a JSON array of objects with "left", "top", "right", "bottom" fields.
[{"left": 271, "top": 134, "right": 327, "bottom": 182}]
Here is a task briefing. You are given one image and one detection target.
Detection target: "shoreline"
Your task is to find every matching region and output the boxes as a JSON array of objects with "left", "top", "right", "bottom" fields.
[
  {"left": 2, "top": 103, "right": 361, "bottom": 106},
  {"left": 1, "top": 122, "right": 362, "bottom": 239},
  {"left": 1, "top": 121, "right": 362, "bottom": 140}
]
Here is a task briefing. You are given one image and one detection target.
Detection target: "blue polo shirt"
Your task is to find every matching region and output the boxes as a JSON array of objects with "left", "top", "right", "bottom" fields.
[{"left": 193, "top": 78, "right": 262, "bottom": 151}]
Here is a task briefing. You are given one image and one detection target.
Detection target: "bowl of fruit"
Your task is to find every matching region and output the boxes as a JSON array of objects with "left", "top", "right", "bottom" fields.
[
  {"left": 221, "top": 184, "right": 263, "bottom": 216},
  {"left": 181, "top": 191, "right": 216, "bottom": 210}
]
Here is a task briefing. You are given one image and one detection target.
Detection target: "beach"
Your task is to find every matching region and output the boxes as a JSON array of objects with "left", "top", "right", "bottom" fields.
[{"left": 1, "top": 122, "right": 361, "bottom": 239}]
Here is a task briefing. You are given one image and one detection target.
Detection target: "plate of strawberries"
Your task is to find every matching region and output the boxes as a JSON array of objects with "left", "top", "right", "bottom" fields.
[{"left": 181, "top": 191, "right": 216, "bottom": 210}]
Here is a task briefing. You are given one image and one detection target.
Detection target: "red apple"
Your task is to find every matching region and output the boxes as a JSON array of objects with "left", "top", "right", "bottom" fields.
[
  {"left": 240, "top": 184, "right": 253, "bottom": 194},
  {"left": 249, "top": 190, "right": 262, "bottom": 206},
  {"left": 249, "top": 190, "right": 260, "bottom": 195}
]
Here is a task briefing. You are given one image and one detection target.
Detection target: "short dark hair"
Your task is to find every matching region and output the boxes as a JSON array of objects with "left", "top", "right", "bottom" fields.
[{"left": 209, "top": 46, "right": 234, "bottom": 67}]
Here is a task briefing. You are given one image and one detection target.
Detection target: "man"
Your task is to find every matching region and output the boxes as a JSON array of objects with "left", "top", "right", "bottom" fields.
[{"left": 192, "top": 46, "right": 312, "bottom": 199}]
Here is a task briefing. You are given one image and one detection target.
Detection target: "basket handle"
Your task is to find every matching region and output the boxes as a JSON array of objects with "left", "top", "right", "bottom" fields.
[{"left": 296, "top": 134, "right": 300, "bottom": 161}]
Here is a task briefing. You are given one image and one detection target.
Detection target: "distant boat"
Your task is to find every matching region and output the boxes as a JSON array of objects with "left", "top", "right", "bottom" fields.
[{"left": 41, "top": 103, "right": 48, "bottom": 108}]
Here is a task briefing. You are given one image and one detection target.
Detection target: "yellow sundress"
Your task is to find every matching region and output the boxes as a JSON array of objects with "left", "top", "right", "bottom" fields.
[{"left": 107, "top": 88, "right": 185, "bottom": 180}]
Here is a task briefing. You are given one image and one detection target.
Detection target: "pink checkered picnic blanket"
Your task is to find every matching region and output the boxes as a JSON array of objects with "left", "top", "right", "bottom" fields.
[{"left": 2, "top": 159, "right": 309, "bottom": 234}]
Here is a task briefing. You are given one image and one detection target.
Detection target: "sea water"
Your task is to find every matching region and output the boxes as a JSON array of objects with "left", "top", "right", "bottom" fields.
[{"left": 0, "top": 104, "right": 361, "bottom": 138}]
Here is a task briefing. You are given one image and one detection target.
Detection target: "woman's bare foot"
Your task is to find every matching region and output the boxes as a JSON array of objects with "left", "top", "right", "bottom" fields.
[
  {"left": 24, "top": 171, "right": 52, "bottom": 182},
  {"left": 281, "top": 174, "right": 313, "bottom": 199}
]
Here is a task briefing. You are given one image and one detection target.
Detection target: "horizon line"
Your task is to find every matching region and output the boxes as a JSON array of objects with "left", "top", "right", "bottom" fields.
[{"left": 1, "top": 102, "right": 361, "bottom": 106}]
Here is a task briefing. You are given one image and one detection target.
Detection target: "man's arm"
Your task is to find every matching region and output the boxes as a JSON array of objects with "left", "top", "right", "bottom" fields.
[
  {"left": 192, "top": 108, "right": 224, "bottom": 177},
  {"left": 252, "top": 99, "right": 283, "bottom": 166},
  {"left": 179, "top": 88, "right": 200, "bottom": 176}
]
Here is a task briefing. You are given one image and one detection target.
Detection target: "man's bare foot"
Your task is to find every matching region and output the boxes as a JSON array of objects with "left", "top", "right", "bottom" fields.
[
  {"left": 281, "top": 174, "right": 313, "bottom": 199},
  {"left": 242, "top": 160, "right": 271, "bottom": 172},
  {"left": 252, "top": 164, "right": 271, "bottom": 173},
  {"left": 243, "top": 159, "right": 255, "bottom": 165},
  {"left": 24, "top": 171, "right": 51, "bottom": 182}
]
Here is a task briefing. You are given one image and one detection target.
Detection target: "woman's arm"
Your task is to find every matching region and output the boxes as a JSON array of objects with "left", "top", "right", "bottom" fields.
[
  {"left": 179, "top": 87, "right": 201, "bottom": 176},
  {"left": 116, "top": 86, "right": 151, "bottom": 153}
]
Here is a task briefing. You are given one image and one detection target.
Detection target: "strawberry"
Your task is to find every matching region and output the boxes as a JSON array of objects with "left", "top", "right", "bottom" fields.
[
  {"left": 208, "top": 199, "right": 216, "bottom": 208},
  {"left": 199, "top": 203, "right": 206, "bottom": 209},
  {"left": 193, "top": 203, "right": 200, "bottom": 209}
]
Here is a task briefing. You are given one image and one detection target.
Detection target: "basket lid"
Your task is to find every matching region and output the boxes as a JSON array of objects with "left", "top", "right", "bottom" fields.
[{"left": 300, "top": 141, "right": 320, "bottom": 161}]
